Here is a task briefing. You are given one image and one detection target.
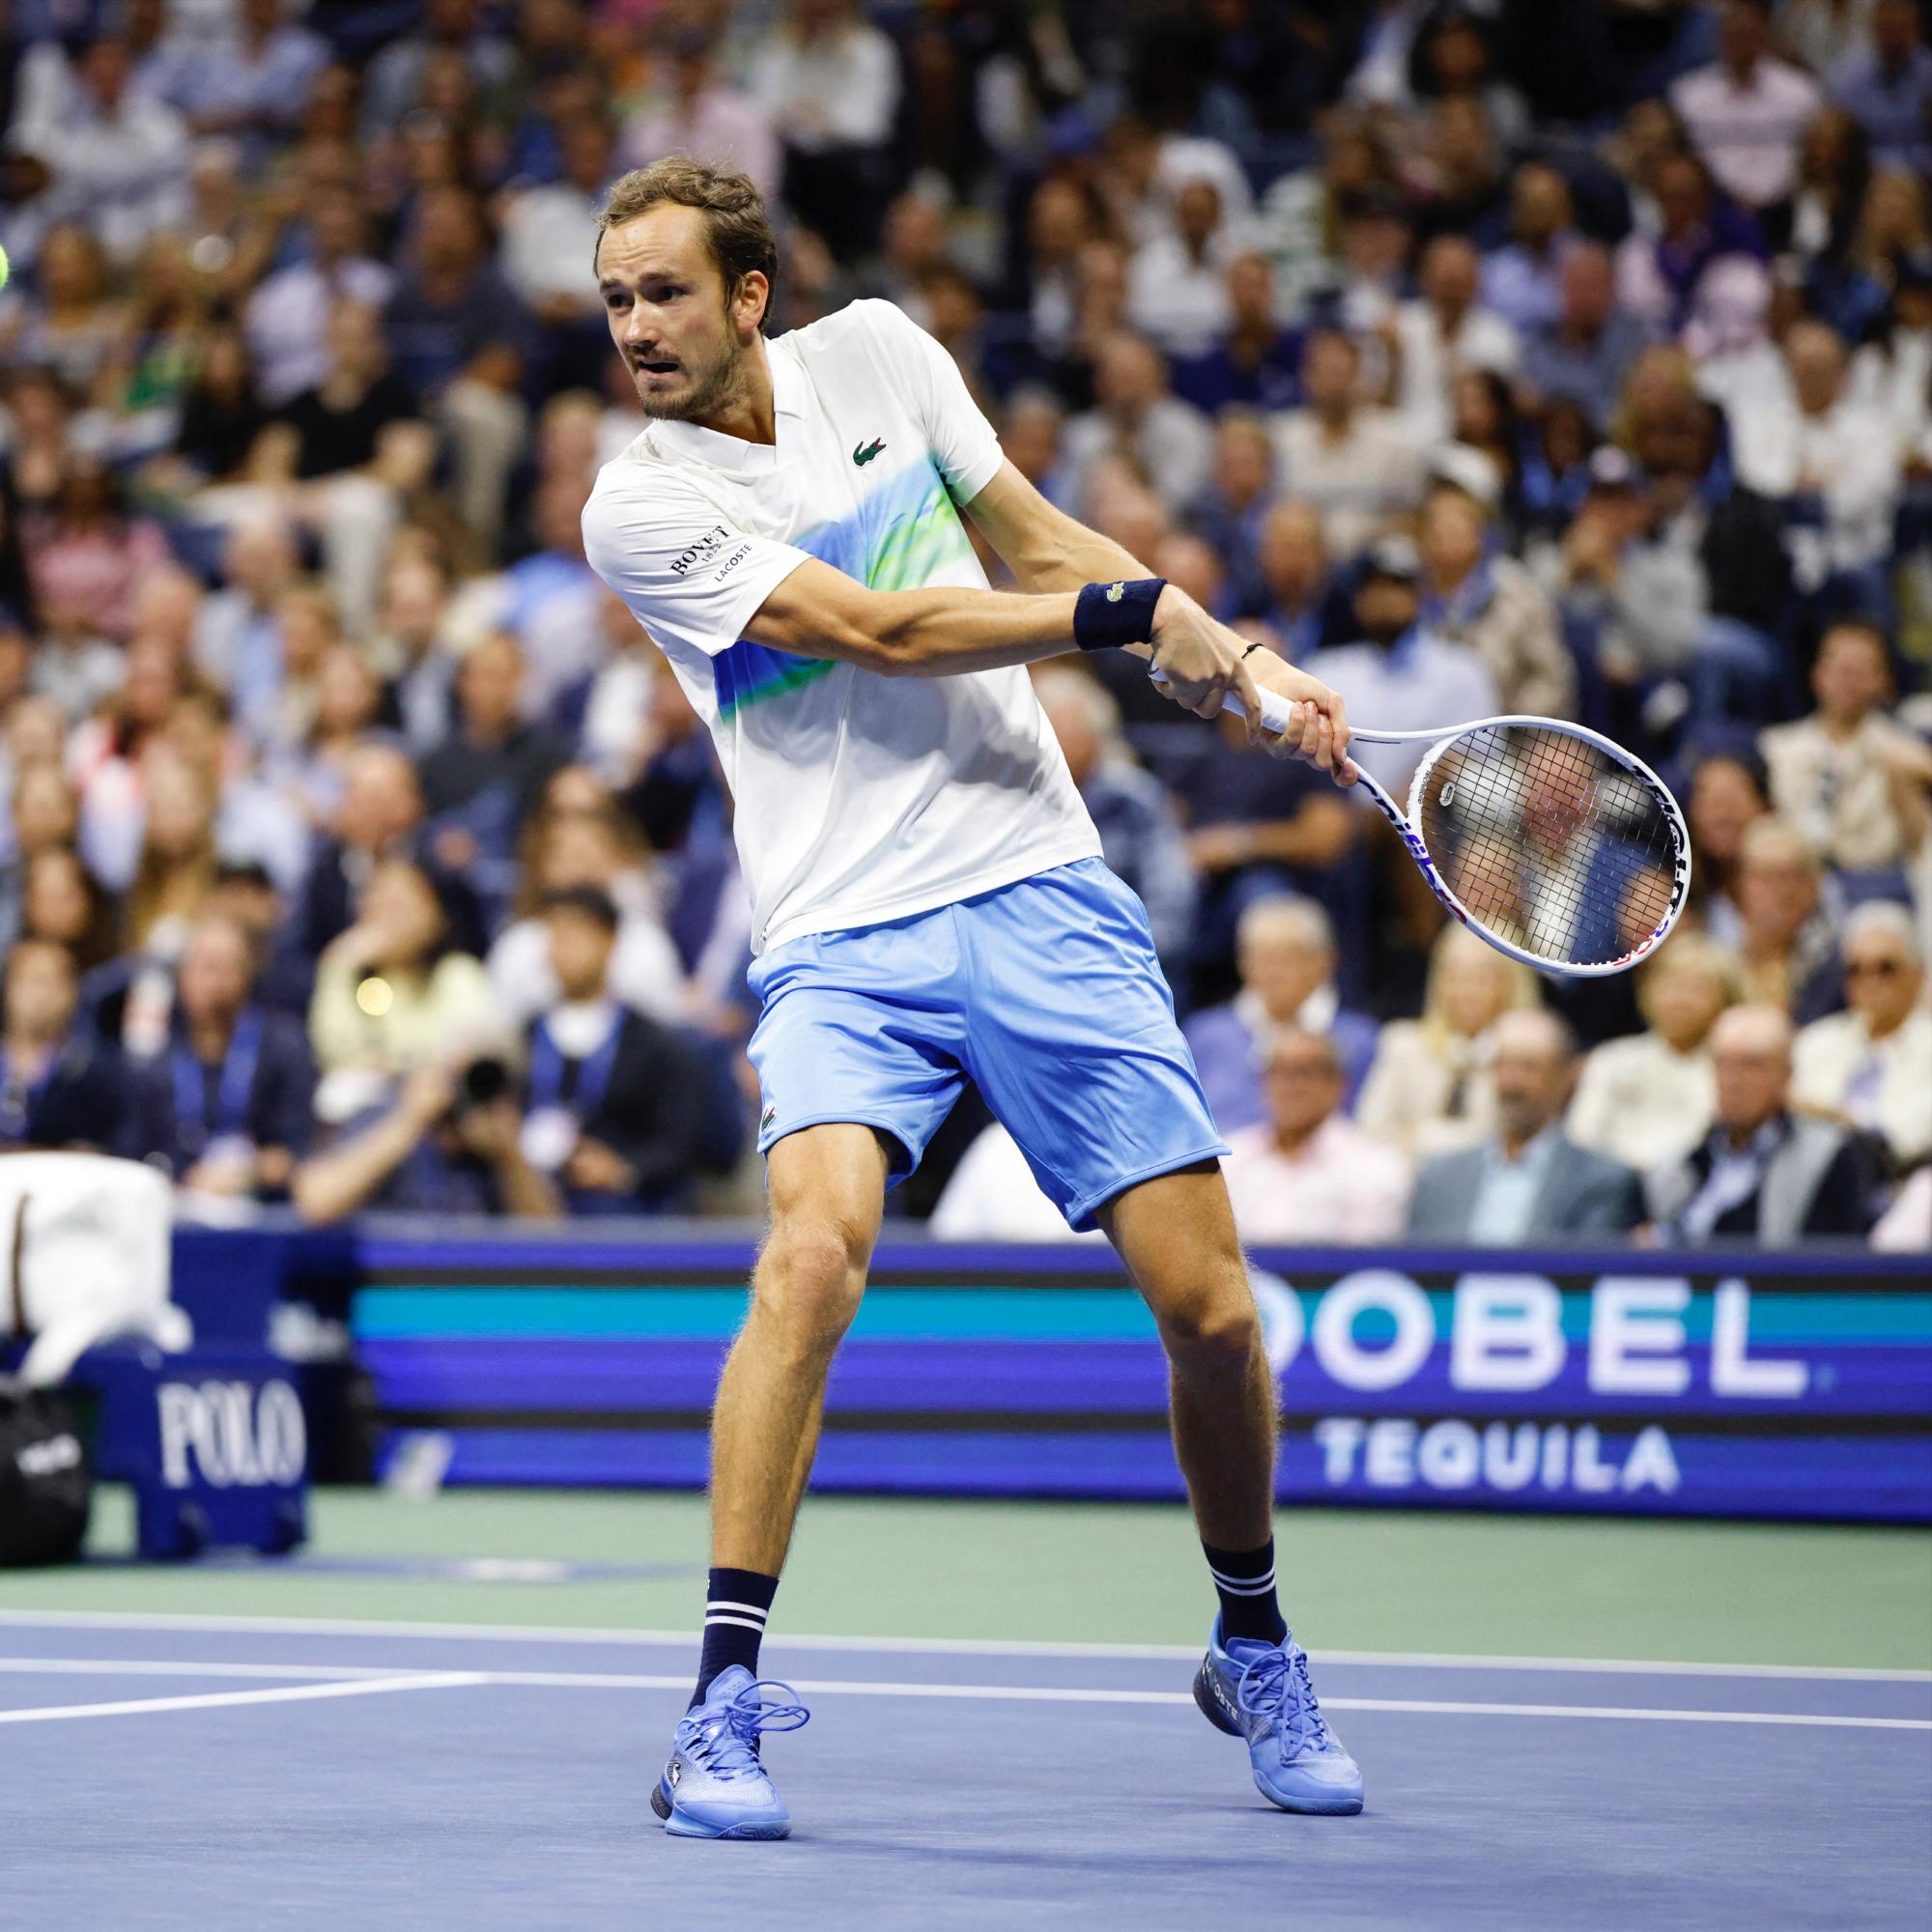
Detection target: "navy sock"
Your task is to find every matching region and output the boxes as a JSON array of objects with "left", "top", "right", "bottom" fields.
[
  {"left": 691, "top": 1567, "right": 779, "bottom": 1707},
  {"left": 1204, "top": 1538, "right": 1287, "bottom": 1646}
]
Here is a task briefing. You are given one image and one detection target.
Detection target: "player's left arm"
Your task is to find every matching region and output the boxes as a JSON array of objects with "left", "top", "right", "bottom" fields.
[{"left": 961, "top": 457, "right": 1355, "bottom": 780}]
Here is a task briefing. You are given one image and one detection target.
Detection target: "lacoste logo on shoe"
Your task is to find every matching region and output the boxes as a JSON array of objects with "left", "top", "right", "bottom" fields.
[
  {"left": 853, "top": 438, "right": 887, "bottom": 466},
  {"left": 668, "top": 1759, "right": 682, "bottom": 1785}
]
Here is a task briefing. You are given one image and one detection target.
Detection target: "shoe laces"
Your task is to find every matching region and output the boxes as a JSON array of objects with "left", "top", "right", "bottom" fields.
[
  {"left": 684, "top": 1679, "right": 811, "bottom": 1782},
  {"left": 1235, "top": 1642, "right": 1334, "bottom": 1754}
]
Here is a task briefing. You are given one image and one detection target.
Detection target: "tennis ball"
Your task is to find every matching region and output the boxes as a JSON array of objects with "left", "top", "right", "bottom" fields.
[{"left": 0, "top": 243, "right": 9, "bottom": 291}]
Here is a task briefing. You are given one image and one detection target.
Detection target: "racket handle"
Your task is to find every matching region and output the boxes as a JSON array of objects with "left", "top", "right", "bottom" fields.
[{"left": 1148, "top": 667, "right": 1298, "bottom": 736}]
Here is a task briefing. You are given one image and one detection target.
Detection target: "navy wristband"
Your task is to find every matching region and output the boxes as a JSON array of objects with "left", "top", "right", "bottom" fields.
[{"left": 1074, "top": 577, "right": 1166, "bottom": 652}]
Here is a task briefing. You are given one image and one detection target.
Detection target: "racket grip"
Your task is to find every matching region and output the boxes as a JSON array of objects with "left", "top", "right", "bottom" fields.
[{"left": 1148, "top": 666, "right": 1298, "bottom": 736}]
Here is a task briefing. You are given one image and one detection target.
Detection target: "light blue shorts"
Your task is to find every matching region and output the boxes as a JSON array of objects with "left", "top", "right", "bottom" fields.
[{"left": 746, "top": 860, "right": 1229, "bottom": 1231}]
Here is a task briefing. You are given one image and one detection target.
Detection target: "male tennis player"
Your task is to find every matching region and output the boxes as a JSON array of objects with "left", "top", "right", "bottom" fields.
[{"left": 582, "top": 158, "right": 1365, "bottom": 1838}]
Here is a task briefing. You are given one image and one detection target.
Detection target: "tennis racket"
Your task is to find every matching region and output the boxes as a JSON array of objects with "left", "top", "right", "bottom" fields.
[{"left": 1201, "top": 683, "right": 1692, "bottom": 978}]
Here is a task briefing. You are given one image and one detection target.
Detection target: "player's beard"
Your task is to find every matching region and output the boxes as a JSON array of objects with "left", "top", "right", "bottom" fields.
[{"left": 631, "top": 328, "right": 746, "bottom": 425}]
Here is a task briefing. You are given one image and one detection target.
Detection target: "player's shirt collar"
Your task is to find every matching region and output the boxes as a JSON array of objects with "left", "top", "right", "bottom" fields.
[{"left": 646, "top": 338, "right": 805, "bottom": 477}]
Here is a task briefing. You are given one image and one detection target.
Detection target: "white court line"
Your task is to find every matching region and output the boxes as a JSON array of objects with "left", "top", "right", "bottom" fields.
[
  {"left": 0, "top": 1658, "right": 407, "bottom": 1683},
  {"left": 1, "top": 1608, "right": 1924, "bottom": 1684},
  {"left": 0, "top": 1671, "right": 489, "bottom": 1727},
  {"left": 0, "top": 1658, "right": 1922, "bottom": 1731}
]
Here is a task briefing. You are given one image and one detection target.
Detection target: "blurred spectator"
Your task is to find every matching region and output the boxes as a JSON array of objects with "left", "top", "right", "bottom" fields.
[
  {"left": 19, "top": 848, "right": 119, "bottom": 974},
  {"left": 119, "top": 911, "right": 315, "bottom": 1198},
  {"left": 1357, "top": 924, "right": 1541, "bottom": 1161},
  {"left": 1649, "top": 1003, "right": 1888, "bottom": 1240},
  {"left": 1389, "top": 234, "right": 1519, "bottom": 444},
  {"left": 749, "top": 0, "right": 902, "bottom": 260},
  {"left": 0, "top": 937, "right": 121, "bottom": 1149},
  {"left": 1616, "top": 149, "right": 1765, "bottom": 334},
  {"left": 298, "top": 742, "right": 433, "bottom": 957},
  {"left": 1190, "top": 416, "right": 1282, "bottom": 621},
  {"left": 292, "top": 1056, "right": 560, "bottom": 1224},
  {"left": 1762, "top": 618, "right": 1932, "bottom": 873},
  {"left": 1221, "top": 1029, "right": 1410, "bottom": 1246},
  {"left": 1791, "top": 900, "right": 1931, "bottom": 1163},
  {"left": 4, "top": 224, "right": 128, "bottom": 399},
  {"left": 308, "top": 851, "right": 503, "bottom": 1120},
  {"left": 1688, "top": 750, "right": 1772, "bottom": 936},
  {"left": 929, "top": 1118, "right": 1108, "bottom": 1242},
  {"left": 1520, "top": 242, "right": 1651, "bottom": 432},
  {"left": 418, "top": 632, "right": 571, "bottom": 867},
  {"left": 126, "top": 749, "right": 219, "bottom": 958},
  {"left": 1418, "top": 468, "right": 1576, "bottom": 718},
  {"left": 1569, "top": 934, "right": 1740, "bottom": 1171},
  {"left": 1871, "top": 1164, "right": 1932, "bottom": 1250},
  {"left": 518, "top": 885, "right": 709, "bottom": 1213},
  {"left": 1732, "top": 814, "right": 1846, "bottom": 1021},
  {"left": 1184, "top": 895, "right": 1379, "bottom": 1135},
  {"left": 1273, "top": 330, "right": 1425, "bottom": 555},
  {"left": 619, "top": 31, "right": 780, "bottom": 204},
  {"left": 384, "top": 185, "right": 534, "bottom": 548},
  {"left": 1828, "top": 0, "right": 1932, "bottom": 170},
  {"left": 10, "top": 38, "right": 189, "bottom": 261},
  {"left": 1303, "top": 536, "right": 1498, "bottom": 795},
  {"left": 1671, "top": 0, "right": 1822, "bottom": 213},
  {"left": 493, "top": 472, "right": 606, "bottom": 712},
  {"left": 1034, "top": 668, "right": 1195, "bottom": 976},
  {"left": 1478, "top": 162, "right": 1577, "bottom": 338},
  {"left": 243, "top": 184, "right": 395, "bottom": 409},
  {"left": 361, "top": 0, "right": 516, "bottom": 141},
  {"left": 22, "top": 457, "right": 172, "bottom": 647},
  {"left": 193, "top": 520, "right": 299, "bottom": 732},
  {"left": 0, "top": 762, "right": 77, "bottom": 952},
  {"left": 1248, "top": 498, "right": 1333, "bottom": 661},
  {"left": 1170, "top": 254, "right": 1302, "bottom": 417},
  {"left": 371, "top": 555, "right": 464, "bottom": 752},
  {"left": 1406, "top": 1009, "right": 1645, "bottom": 1243},
  {"left": 486, "top": 788, "right": 687, "bottom": 1029},
  {"left": 1126, "top": 180, "right": 1242, "bottom": 360},
  {"left": 1063, "top": 332, "right": 1214, "bottom": 519},
  {"left": 167, "top": 0, "right": 328, "bottom": 158}
]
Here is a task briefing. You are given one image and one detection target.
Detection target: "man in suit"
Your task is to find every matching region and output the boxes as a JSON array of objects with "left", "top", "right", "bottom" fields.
[
  {"left": 518, "top": 885, "right": 711, "bottom": 1214},
  {"left": 1406, "top": 1008, "right": 1643, "bottom": 1243},
  {"left": 1648, "top": 1003, "right": 1889, "bottom": 1243}
]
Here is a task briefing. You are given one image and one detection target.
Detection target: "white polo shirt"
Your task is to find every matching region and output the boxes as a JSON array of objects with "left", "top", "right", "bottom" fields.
[{"left": 582, "top": 298, "right": 1098, "bottom": 954}]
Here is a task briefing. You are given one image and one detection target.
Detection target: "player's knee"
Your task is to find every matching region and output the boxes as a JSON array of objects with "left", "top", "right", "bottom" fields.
[
  {"left": 1154, "top": 1273, "right": 1261, "bottom": 1374},
  {"left": 755, "top": 1219, "right": 868, "bottom": 1350}
]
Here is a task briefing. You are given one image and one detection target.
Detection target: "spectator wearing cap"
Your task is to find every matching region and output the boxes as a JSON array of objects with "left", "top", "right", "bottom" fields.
[
  {"left": 1388, "top": 235, "right": 1520, "bottom": 447},
  {"left": 516, "top": 885, "right": 713, "bottom": 1214},
  {"left": 1419, "top": 461, "right": 1577, "bottom": 718},
  {"left": 1649, "top": 1003, "right": 1888, "bottom": 1241},
  {"left": 1033, "top": 668, "right": 1196, "bottom": 980},
  {"left": 119, "top": 911, "right": 316, "bottom": 1199},
  {"left": 1221, "top": 1028, "right": 1411, "bottom": 1246},
  {"left": 1763, "top": 618, "right": 1932, "bottom": 877},
  {"left": 0, "top": 937, "right": 122, "bottom": 1151},
  {"left": 1273, "top": 330, "right": 1427, "bottom": 558},
  {"left": 1170, "top": 255, "right": 1303, "bottom": 417},
  {"left": 1302, "top": 534, "right": 1498, "bottom": 795},
  {"left": 1792, "top": 901, "right": 1932, "bottom": 1165},
  {"left": 1519, "top": 242, "right": 1652, "bottom": 433},
  {"left": 1569, "top": 934, "right": 1739, "bottom": 1172},
  {"left": 1830, "top": 0, "right": 1932, "bottom": 172},
  {"left": 1406, "top": 1009, "right": 1645, "bottom": 1244},
  {"left": 1671, "top": 0, "right": 1822, "bottom": 214},
  {"left": 1183, "top": 895, "right": 1379, "bottom": 1134}
]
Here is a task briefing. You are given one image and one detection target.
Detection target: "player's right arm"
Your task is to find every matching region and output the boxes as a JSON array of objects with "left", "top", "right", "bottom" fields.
[{"left": 582, "top": 476, "right": 1267, "bottom": 717}]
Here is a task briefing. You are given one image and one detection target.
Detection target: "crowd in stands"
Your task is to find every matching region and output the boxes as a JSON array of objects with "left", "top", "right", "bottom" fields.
[{"left": 0, "top": 0, "right": 1927, "bottom": 1247}]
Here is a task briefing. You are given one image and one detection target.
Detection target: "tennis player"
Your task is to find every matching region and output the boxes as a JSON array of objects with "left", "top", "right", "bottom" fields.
[{"left": 582, "top": 158, "right": 1365, "bottom": 1838}]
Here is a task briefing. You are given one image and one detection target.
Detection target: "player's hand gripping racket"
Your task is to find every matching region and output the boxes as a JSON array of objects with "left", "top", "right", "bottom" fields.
[{"left": 1208, "top": 683, "right": 1692, "bottom": 978}]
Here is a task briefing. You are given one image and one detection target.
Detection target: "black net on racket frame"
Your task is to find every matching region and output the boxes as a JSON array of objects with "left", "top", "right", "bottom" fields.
[{"left": 1413, "top": 725, "right": 1683, "bottom": 967}]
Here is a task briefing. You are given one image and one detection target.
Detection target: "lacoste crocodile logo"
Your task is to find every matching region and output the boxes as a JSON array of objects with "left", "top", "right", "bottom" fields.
[{"left": 853, "top": 438, "right": 886, "bottom": 466}]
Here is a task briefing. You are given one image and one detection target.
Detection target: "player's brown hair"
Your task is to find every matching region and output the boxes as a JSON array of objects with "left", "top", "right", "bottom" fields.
[{"left": 594, "top": 157, "right": 779, "bottom": 330}]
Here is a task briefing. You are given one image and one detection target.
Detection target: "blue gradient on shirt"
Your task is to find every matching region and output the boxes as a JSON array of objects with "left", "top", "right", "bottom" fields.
[{"left": 713, "top": 457, "right": 972, "bottom": 718}]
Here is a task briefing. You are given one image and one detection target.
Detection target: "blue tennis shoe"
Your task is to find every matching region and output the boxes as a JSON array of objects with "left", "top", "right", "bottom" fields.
[
  {"left": 650, "top": 1666, "right": 810, "bottom": 1839},
  {"left": 1194, "top": 1619, "right": 1364, "bottom": 1815}
]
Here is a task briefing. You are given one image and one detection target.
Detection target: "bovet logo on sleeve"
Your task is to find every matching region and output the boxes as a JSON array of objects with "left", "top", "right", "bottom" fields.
[
  {"left": 156, "top": 1379, "right": 307, "bottom": 1489},
  {"left": 668, "top": 526, "right": 731, "bottom": 578}
]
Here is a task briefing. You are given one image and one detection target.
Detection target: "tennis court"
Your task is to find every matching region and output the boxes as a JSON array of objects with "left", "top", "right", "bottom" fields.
[{"left": 7, "top": 1490, "right": 1928, "bottom": 1932}]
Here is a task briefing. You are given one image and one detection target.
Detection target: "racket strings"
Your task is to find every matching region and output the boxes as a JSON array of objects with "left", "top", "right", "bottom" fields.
[{"left": 1415, "top": 726, "right": 1682, "bottom": 967}]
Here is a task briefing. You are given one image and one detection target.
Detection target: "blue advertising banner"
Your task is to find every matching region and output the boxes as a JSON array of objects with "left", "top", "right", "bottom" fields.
[{"left": 347, "top": 1237, "right": 1932, "bottom": 1523}]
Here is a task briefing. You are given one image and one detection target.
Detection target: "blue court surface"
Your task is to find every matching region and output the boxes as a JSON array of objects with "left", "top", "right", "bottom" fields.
[{"left": 2, "top": 1609, "right": 1927, "bottom": 1931}]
